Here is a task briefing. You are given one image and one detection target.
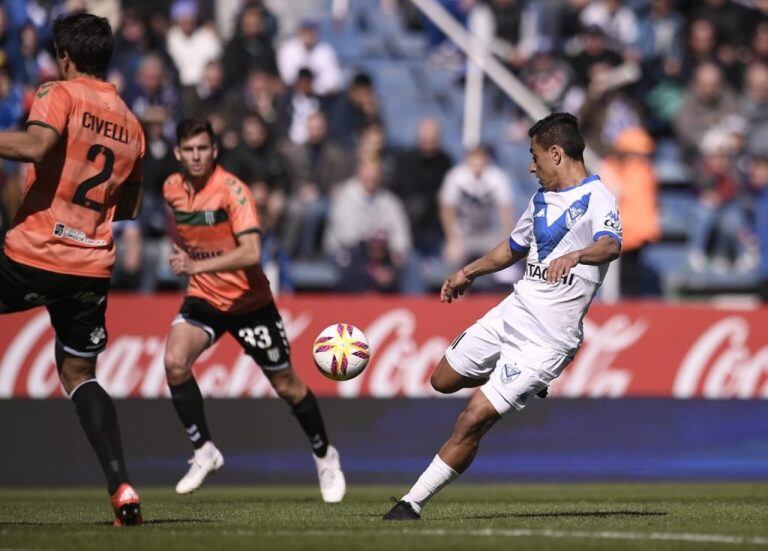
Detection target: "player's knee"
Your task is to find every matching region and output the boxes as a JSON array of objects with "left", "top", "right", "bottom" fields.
[
  {"left": 164, "top": 351, "right": 192, "bottom": 385},
  {"left": 430, "top": 372, "right": 456, "bottom": 394},
  {"left": 270, "top": 371, "right": 306, "bottom": 403}
]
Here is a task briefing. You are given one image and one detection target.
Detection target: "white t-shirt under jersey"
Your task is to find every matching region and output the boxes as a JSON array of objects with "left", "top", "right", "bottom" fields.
[{"left": 502, "top": 174, "right": 622, "bottom": 355}]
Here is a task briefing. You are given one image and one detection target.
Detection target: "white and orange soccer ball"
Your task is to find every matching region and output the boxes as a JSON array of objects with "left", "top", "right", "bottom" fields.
[{"left": 312, "top": 323, "right": 370, "bottom": 381}]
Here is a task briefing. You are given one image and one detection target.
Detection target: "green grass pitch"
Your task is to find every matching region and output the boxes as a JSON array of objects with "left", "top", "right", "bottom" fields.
[{"left": 2, "top": 484, "right": 768, "bottom": 550}]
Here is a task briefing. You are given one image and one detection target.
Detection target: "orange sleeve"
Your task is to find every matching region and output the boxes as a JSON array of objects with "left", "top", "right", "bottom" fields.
[
  {"left": 26, "top": 82, "right": 72, "bottom": 135},
  {"left": 225, "top": 178, "right": 261, "bottom": 237}
]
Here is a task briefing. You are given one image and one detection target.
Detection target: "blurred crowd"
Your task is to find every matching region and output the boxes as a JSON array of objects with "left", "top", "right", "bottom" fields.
[{"left": 1, "top": 0, "right": 768, "bottom": 299}]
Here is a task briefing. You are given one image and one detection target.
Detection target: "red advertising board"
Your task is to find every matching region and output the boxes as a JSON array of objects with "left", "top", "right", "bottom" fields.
[{"left": 0, "top": 294, "right": 766, "bottom": 399}]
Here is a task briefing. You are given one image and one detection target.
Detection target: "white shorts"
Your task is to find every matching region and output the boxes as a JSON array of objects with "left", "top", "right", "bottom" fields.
[{"left": 444, "top": 302, "right": 573, "bottom": 415}]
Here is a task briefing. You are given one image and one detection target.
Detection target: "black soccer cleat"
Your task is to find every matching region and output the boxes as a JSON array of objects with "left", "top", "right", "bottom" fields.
[{"left": 383, "top": 499, "right": 421, "bottom": 521}]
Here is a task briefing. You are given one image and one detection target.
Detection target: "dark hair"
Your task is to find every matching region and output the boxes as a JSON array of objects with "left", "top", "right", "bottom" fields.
[
  {"left": 528, "top": 112, "right": 585, "bottom": 162},
  {"left": 176, "top": 118, "right": 215, "bottom": 144},
  {"left": 351, "top": 72, "right": 373, "bottom": 88},
  {"left": 53, "top": 13, "right": 113, "bottom": 78},
  {"left": 297, "top": 67, "right": 314, "bottom": 80}
]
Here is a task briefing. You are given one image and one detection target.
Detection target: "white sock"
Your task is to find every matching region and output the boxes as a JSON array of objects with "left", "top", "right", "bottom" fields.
[{"left": 402, "top": 454, "right": 459, "bottom": 514}]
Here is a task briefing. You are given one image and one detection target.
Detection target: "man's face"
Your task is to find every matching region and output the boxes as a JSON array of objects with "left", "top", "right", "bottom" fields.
[
  {"left": 175, "top": 132, "right": 217, "bottom": 178},
  {"left": 528, "top": 136, "right": 557, "bottom": 188}
]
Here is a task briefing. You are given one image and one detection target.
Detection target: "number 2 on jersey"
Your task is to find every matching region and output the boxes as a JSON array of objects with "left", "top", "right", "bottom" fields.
[{"left": 73, "top": 144, "right": 114, "bottom": 213}]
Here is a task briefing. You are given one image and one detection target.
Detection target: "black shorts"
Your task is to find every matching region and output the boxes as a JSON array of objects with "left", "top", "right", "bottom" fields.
[
  {"left": 0, "top": 249, "right": 110, "bottom": 357},
  {"left": 174, "top": 297, "right": 291, "bottom": 371}
]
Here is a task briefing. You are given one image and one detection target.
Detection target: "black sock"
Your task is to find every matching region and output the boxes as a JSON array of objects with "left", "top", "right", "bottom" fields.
[
  {"left": 70, "top": 381, "right": 129, "bottom": 495},
  {"left": 291, "top": 390, "right": 329, "bottom": 457},
  {"left": 169, "top": 376, "right": 211, "bottom": 450}
]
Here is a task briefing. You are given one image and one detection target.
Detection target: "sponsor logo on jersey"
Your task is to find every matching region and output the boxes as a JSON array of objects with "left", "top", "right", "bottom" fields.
[
  {"left": 603, "top": 210, "right": 622, "bottom": 231},
  {"left": 501, "top": 364, "right": 521, "bottom": 384},
  {"left": 525, "top": 262, "right": 576, "bottom": 285},
  {"left": 53, "top": 223, "right": 108, "bottom": 247}
]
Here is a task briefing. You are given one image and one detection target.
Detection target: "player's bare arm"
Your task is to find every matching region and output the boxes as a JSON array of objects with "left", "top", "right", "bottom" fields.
[
  {"left": 441, "top": 240, "right": 527, "bottom": 303},
  {"left": 0, "top": 125, "right": 59, "bottom": 163},
  {"left": 169, "top": 232, "right": 261, "bottom": 276},
  {"left": 545, "top": 235, "right": 621, "bottom": 284}
]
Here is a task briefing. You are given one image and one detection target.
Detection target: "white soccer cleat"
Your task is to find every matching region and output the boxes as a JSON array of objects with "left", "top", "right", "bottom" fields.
[
  {"left": 313, "top": 445, "right": 346, "bottom": 503},
  {"left": 175, "top": 441, "right": 224, "bottom": 494}
]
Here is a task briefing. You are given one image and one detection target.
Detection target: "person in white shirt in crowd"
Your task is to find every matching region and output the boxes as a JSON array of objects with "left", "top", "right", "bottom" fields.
[
  {"left": 323, "top": 157, "right": 412, "bottom": 269},
  {"left": 439, "top": 145, "right": 516, "bottom": 270},
  {"left": 277, "top": 19, "right": 342, "bottom": 96},
  {"left": 166, "top": 0, "right": 222, "bottom": 88}
]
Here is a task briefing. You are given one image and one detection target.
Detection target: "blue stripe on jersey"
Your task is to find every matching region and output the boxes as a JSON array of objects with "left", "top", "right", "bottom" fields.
[
  {"left": 509, "top": 237, "right": 529, "bottom": 253},
  {"left": 533, "top": 190, "right": 592, "bottom": 262},
  {"left": 594, "top": 230, "right": 622, "bottom": 248}
]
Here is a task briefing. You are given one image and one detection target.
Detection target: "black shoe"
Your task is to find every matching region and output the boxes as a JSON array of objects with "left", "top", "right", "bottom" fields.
[{"left": 383, "top": 499, "right": 421, "bottom": 521}]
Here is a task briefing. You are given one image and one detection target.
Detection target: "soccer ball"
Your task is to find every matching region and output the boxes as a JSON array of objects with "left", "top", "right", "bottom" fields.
[{"left": 312, "top": 323, "right": 370, "bottom": 381}]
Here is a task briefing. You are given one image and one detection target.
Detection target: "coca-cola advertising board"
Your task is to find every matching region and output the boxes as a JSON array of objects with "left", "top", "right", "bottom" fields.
[{"left": 0, "top": 295, "right": 767, "bottom": 399}]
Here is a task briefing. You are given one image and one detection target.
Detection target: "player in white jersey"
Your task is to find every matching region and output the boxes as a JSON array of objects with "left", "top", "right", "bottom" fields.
[{"left": 384, "top": 113, "right": 622, "bottom": 520}]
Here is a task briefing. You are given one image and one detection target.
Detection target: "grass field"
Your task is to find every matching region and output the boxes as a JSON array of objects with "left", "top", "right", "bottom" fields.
[{"left": 2, "top": 483, "right": 768, "bottom": 550}]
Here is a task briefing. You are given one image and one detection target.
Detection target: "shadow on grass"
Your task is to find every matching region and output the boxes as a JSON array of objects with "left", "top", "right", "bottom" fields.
[
  {"left": 468, "top": 510, "right": 668, "bottom": 520},
  {"left": 1, "top": 518, "right": 218, "bottom": 527}
]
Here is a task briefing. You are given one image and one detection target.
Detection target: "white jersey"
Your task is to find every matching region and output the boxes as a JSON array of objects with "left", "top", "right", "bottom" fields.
[{"left": 504, "top": 174, "right": 622, "bottom": 355}]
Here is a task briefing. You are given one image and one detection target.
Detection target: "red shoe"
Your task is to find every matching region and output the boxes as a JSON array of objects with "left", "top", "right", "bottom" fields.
[{"left": 110, "top": 483, "right": 142, "bottom": 526}]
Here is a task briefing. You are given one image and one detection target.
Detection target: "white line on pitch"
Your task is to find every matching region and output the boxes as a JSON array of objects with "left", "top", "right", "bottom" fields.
[{"left": 263, "top": 528, "right": 768, "bottom": 545}]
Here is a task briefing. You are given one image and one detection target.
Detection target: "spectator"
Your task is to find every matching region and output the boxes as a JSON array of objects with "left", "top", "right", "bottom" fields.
[
  {"left": 636, "top": 0, "right": 685, "bottom": 82},
  {"left": 488, "top": 0, "right": 538, "bottom": 70},
  {"left": 277, "top": 19, "right": 342, "bottom": 96},
  {"left": 223, "top": 5, "right": 277, "bottom": 86},
  {"left": 740, "top": 62, "right": 768, "bottom": 153},
  {"left": 0, "top": 67, "right": 23, "bottom": 131},
  {"left": 112, "top": 9, "right": 156, "bottom": 87},
  {"left": 324, "top": 158, "right": 412, "bottom": 288},
  {"left": 14, "top": 23, "right": 57, "bottom": 88},
  {"left": 166, "top": 0, "right": 222, "bottom": 89},
  {"left": 391, "top": 118, "right": 453, "bottom": 257},
  {"left": 329, "top": 72, "right": 382, "bottom": 149},
  {"left": 567, "top": 25, "right": 623, "bottom": 88},
  {"left": 220, "top": 113, "right": 288, "bottom": 192},
  {"left": 123, "top": 53, "right": 182, "bottom": 139},
  {"left": 674, "top": 62, "right": 740, "bottom": 161},
  {"left": 521, "top": 45, "right": 575, "bottom": 111},
  {"left": 687, "top": 130, "right": 754, "bottom": 272},
  {"left": 599, "top": 127, "right": 661, "bottom": 296},
  {"left": 439, "top": 145, "right": 515, "bottom": 268},
  {"left": 0, "top": 7, "right": 20, "bottom": 77},
  {"left": 579, "top": 0, "right": 639, "bottom": 53},
  {"left": 578, "top": 61, "right": 643, "bottom": 155},
  {"left": 187, "top": 59, "right": 228, "bottom": 119},
  {"left": 745, "top": 155, "right": 768, "bottom": 299},
  {"left": 227, "top": 69, "right": 281, "bottom": 135},
  {"left": 282, "top": 111, "right": 350, "bottom": 258},
  {"left": 355, "top": 122, "right": 396, "bottom": 183},
  {"left": 277, "top": 67, "right": 321, "bottom": 145},
  {"left": 691, "top": 0, "right": 753, "bottom": 49}
]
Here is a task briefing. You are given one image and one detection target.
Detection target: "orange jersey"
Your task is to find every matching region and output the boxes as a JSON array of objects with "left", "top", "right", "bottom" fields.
[
  {"left": 163, "top": 165, "right": 273, "bottom": 313},
  {"left": 4, "top": 78, "right": 145, "bottom": 277}
]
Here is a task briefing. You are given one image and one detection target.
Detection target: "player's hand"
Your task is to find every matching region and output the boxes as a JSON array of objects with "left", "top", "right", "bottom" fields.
[
  {"left": 169, "top": 243, "right": 196, "bottom": 275},
  {"left": 546, "top": 251, "right": 581, "bottom": 284},
  {"left": 441, "top": 269, "right": 473, "bottom": 304}
]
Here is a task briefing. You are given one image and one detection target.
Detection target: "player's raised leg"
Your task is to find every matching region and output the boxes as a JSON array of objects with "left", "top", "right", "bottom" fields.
[
  {"left": 264, "top": 367, "right": 346, "bottom": 503},
  {"left": 384, "top": 391, "right": 500, "bottom": 520},
  {"left": 58, "top": 348, "right": 141, "bottom": 526},
  {"left": 430, "top": 356, "right": 489, "bottom": 394},
  {"left": 164, "top": 321, "right": 224, "bottom": 494}
]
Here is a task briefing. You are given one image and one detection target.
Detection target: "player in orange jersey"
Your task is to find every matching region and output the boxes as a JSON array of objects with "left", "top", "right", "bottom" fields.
[
  {"left": 162, "top": 119, "right": 345, "bottom": 502},
  {"left": 0, "top": 14, "right": 143, "bottom": 526}
]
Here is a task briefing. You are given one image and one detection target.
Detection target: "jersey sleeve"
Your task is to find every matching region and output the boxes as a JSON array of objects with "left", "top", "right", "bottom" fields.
[
  {"left": 25, "top": 82, "right": 72, "bottom": 135},
  {"left": 508, "top": 198, "right": 533, "bottom": 253},
  {"left": 590, "top": 191, "right": 623, "bottom": 247},
  {"left": 225, "top": 177, "right": 261, "bottom": 237},
  {"left": 127, "top": 126, "right": 146, "bottom": 184}
]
